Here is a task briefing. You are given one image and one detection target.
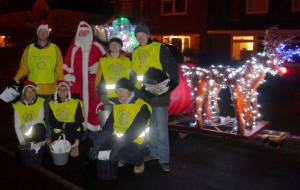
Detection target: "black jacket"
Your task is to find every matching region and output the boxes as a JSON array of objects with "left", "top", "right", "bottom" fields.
[
  {"left": 102, "top": 95, "right": 151, "bottom": 146},
  {"left": 48, "top": 98, "right": 84, "bottom": 134},
  {"left": 133, "top": 42, "right": 179, "bottom": 107}
]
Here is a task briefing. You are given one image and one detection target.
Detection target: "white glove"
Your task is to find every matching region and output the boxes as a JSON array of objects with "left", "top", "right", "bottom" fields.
[
  {"left": 64, "top": 73, "right": 76, "bottom": 83},
  {"left": 89, "top": 62, "right": 99, "bottom": 74},
  {"left": 0, "top": 86, "right": 20, "bottom": 103},
  {"left": 144, "top": 78, "right": 170, "bottom": 95}
]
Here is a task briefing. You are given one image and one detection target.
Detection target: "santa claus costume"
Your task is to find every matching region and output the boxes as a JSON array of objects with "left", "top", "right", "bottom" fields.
[{"left": 63, "top": 21, "right": 106, "bottom": 133}]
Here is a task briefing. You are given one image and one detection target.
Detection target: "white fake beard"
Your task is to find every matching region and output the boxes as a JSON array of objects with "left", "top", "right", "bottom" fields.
[{"left": 77, "top": 36, "right": 92, "bottom": 52}]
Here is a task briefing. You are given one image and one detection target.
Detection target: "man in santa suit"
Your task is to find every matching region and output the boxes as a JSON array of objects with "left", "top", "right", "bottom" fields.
[{"left": 63, "top": 21, "right": 106, "bottom": 139}]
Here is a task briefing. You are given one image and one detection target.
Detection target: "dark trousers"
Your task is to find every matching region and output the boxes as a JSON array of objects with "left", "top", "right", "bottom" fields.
[
  {"left": 53, "top": 125, "right": 83, "bottom": 145},
  {"left": 94, "top": 131, "right": 144, "bottom": 165}
]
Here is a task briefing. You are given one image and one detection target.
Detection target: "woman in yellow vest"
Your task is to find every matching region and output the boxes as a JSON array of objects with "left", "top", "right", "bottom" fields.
[
  {"left": 13, "top": 80, "right": 46, "bottom": 145},
  {"left": 95, "top": 37, "right": 132, "bottom": 108},
  {"left": 47, "top": 81, "right": 84, "bottom": 158},
  {"left": 91, "top": 78, "right": 151, "bottom": 174}
]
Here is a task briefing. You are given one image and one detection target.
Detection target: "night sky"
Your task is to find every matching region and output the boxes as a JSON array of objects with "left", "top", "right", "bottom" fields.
[{"left": 0, "top": 0, "right": 113, "bottom": 18}]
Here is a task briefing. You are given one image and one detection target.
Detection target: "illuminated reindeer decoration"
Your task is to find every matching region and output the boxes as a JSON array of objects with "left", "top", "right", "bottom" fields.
[{"left": 183, "top": 28, "right": 289, "bottom": 134}]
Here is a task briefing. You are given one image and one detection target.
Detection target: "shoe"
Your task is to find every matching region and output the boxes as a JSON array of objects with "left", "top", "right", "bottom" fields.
[
  {"left": 118, "top": 161, "right": 125, "bottom": 167},
  {"left": 70, "top": 146, "right": 79, "bottom": 158},
  {"left": 133, "top": 162, "right": 144, "bottom": 174},
  {"left": 160, "top": 163, "right": 170, "bottom": 172}
]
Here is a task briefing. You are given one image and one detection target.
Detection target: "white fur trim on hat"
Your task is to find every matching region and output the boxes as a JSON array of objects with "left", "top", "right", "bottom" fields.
[{"left": 37, "top": 24, "right": 49, "bottom": 35}]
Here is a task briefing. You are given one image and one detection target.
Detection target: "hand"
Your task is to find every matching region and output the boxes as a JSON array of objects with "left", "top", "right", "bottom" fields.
[
  {"left": 46, "top": 137, "right": 51, "bottom": 146},
  {"left": 89, "top": 62, "right": 99, "bottom": 75},
  {"left": 64, "top": 73, "right": 76, "bottom": 84}
]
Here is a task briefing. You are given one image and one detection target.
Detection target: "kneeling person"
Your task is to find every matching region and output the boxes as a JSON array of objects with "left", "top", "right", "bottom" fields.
[
  {"left": 93, "top": 78, "right": 151, "bottom": 174},
  {"left": 48, "top": 81, "right": 84, "bottom": 157},
  {"left": 13, "top": 80, "right": 46, "bottom": 145}
]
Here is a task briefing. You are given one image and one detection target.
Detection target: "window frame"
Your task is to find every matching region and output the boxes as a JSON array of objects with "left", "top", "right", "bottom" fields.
[
  {"left": 245, "top": 0, "right": 269, "bottom": 15},
  {"left": 291, "top": 0, "right": 300, "bottom": 12},
  {"left": 161, "top": 0, "right": 187, "bottom": 16}
]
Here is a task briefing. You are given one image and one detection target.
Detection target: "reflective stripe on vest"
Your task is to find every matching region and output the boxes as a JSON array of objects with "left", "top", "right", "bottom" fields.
[
  {"left": 12, "top": 97, "right": 45, "bottom": 131},
  {"left": 100, "top": 56, "right": 131, "bottom": 98},
  {"left": 113, "top": 98, "right": 152, "bottom": 144},
  {"left": 132, "top": 42, "right": 163, "bottom": 89},
  {"left": 27, "top": 43, "right": 57, "bottom": 84},
  {"left": 49, "top": 99, "right": 82, "bottom": 123}
]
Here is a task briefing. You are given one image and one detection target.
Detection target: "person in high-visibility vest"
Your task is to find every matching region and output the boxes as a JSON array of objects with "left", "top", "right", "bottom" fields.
[
  {"left": 47, "top": 81, "right": 84, "bottom": 158},
  {"left": 132, "top": 24, "right": 179, "bottom": 172},
  {"left": 12, "top": 80, "right": 46, "bottom": 145},
  {"left": 91, "top": 78, "right": 151, "bottom": 174},
  {"left": 96, "top": 37, "right": 132, "bottom": 110},
  {"left": 13, "top": 21, "right": 63, "bottom": 98}
]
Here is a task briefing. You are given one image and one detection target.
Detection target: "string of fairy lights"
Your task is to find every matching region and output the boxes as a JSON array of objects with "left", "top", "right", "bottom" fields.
[{"left": 182, "top": 28, "right": 300, "bottom": 133}]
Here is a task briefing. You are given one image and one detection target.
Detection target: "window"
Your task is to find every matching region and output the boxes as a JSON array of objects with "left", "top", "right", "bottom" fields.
[
  {"left": 161, "top": 0, "right": 187, "bottom": 16},
  {"left": 246, "top": 0, "right": 269, "bottom": 14},
  {"left": 232, "top": 36, "right": 254, "bottom": 61},
  {"left": 163, "top": 35, "right": 190, "bottom": 51},
  {"left": 291, "top": 0, "right": 300, "bottom": 12},
  {"left": 0, "top": 35, "right": 13, "bottom": 47}
]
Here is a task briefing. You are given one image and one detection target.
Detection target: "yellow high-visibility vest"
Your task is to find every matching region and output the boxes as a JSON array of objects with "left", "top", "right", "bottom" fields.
[
  {"left": 132, "top": 42, "right": 163, "bottom": 89},
  {"left": 49, "top": 99, "right": 83, "bottom": 123},
  {"left": 13, "top": 97, "right": 45, "bottom": 132},
  {"left": 113, "top": 98, "right": 152, "bottom": 144},
  {"left": 27, "top": 43, "right": 57, "bottom": 84},
  {"left": 100, "top": 56, "right": 131, "bottom": 98}
]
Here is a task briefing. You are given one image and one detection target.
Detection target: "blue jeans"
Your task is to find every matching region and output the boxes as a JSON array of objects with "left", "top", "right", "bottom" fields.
[{"left": 149, "top": 106, "right": 170, "bottom": 164}]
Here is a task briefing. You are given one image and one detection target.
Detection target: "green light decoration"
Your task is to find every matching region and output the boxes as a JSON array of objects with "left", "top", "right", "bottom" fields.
[{"left": 95, "top": 17, "right": 139, "bottom": 53}]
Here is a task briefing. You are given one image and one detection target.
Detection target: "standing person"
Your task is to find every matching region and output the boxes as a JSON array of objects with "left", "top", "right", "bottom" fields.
[
  {"left": 92, "top": 78, "right": 151, "bottom": 174},
  {"left": 95, "top": 37, "right": 132, "bottom": 110},
  {"left": 47, "top": 81, "right": 84, "bottom": 157},
  {"left": 63, "top": 21, "right": 106, "bottom": 141},
  {"left": 12, "top": 80, "right": 46, "bottom": 146},
  {"left": 132, "top": 24, "right": 179, "bottom": 172},
  {"left": 14, "top": 21, "right": 63, "bottom": 98}
]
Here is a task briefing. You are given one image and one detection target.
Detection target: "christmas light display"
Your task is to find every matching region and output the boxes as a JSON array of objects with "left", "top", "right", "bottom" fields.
[
  {"left": 182, "top": 28, "right": 300, "bottom": 134},
  {"left": 94, "top": 17, "right": 139, "bottom": 52}
]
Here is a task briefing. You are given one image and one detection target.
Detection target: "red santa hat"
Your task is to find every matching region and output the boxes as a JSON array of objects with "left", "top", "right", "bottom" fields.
[
  {"left": 56, "top": 80, "right": 71, "bottom": 90},
  {"left": 37, "top": 20, "right": 49, "bottom": 36},
  {"left": 74, "top": 21, "right": 93, "bottom": 47},
  {"left": 54, "top": 80, "right": 71, "bottom": 102},
  {"left": 22, "top": 80, "right": 38, "bottom": 94}
]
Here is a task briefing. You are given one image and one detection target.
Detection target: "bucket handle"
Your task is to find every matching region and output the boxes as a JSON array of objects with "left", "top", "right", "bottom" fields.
[{"left": 58, "top": 134, "right": 66, "bottom": 141}]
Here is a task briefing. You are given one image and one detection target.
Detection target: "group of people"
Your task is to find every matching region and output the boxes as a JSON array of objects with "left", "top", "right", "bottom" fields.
[{"left": 11, "top": 20, "right": 179, "bottom": 174}]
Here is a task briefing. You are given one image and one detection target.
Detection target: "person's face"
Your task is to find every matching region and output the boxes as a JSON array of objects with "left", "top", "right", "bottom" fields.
[
  {"left": 135, "top": 32, "right": 150, "bottom": 46},
  {"left": 116, "top": 88, "right": 132, "bottom": 102},
  {"left": 24, "top": 87, "right": 36, "bottom": 104},
  {"left": 37, "top": 29, "right": 48, "bottom": 41},
  {"left": 109, "top": 41, "right": 121, "bottom": 53},
  {"left": 58, "top": 86, "right": 69, "bottom": 101},
  {"left": 79, "top": 29, "right": 90, "bottom": 37}
]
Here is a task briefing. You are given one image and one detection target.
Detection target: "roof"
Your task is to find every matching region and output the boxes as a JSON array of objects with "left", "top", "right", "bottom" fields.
[{"left": 0, "top": 0, "right": 113, "bottom": 17}]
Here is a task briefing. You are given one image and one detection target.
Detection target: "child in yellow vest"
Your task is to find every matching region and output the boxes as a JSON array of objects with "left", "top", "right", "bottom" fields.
[
  {"left": 47, "top": 81, "right": 84, "bottom": 157},
  {"left": 12, "top": 80, "right": 46, "bottom": 145}
]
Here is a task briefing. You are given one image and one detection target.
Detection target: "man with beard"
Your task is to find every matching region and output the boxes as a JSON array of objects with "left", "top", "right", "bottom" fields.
[{"left": 63, "top": 21, "right": 106, "bottom": 142}]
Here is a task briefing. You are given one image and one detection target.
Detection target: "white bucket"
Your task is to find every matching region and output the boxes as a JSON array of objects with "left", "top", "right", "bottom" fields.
[{"left": 50, "top": 134, "right": 71, "bottom": 166}]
